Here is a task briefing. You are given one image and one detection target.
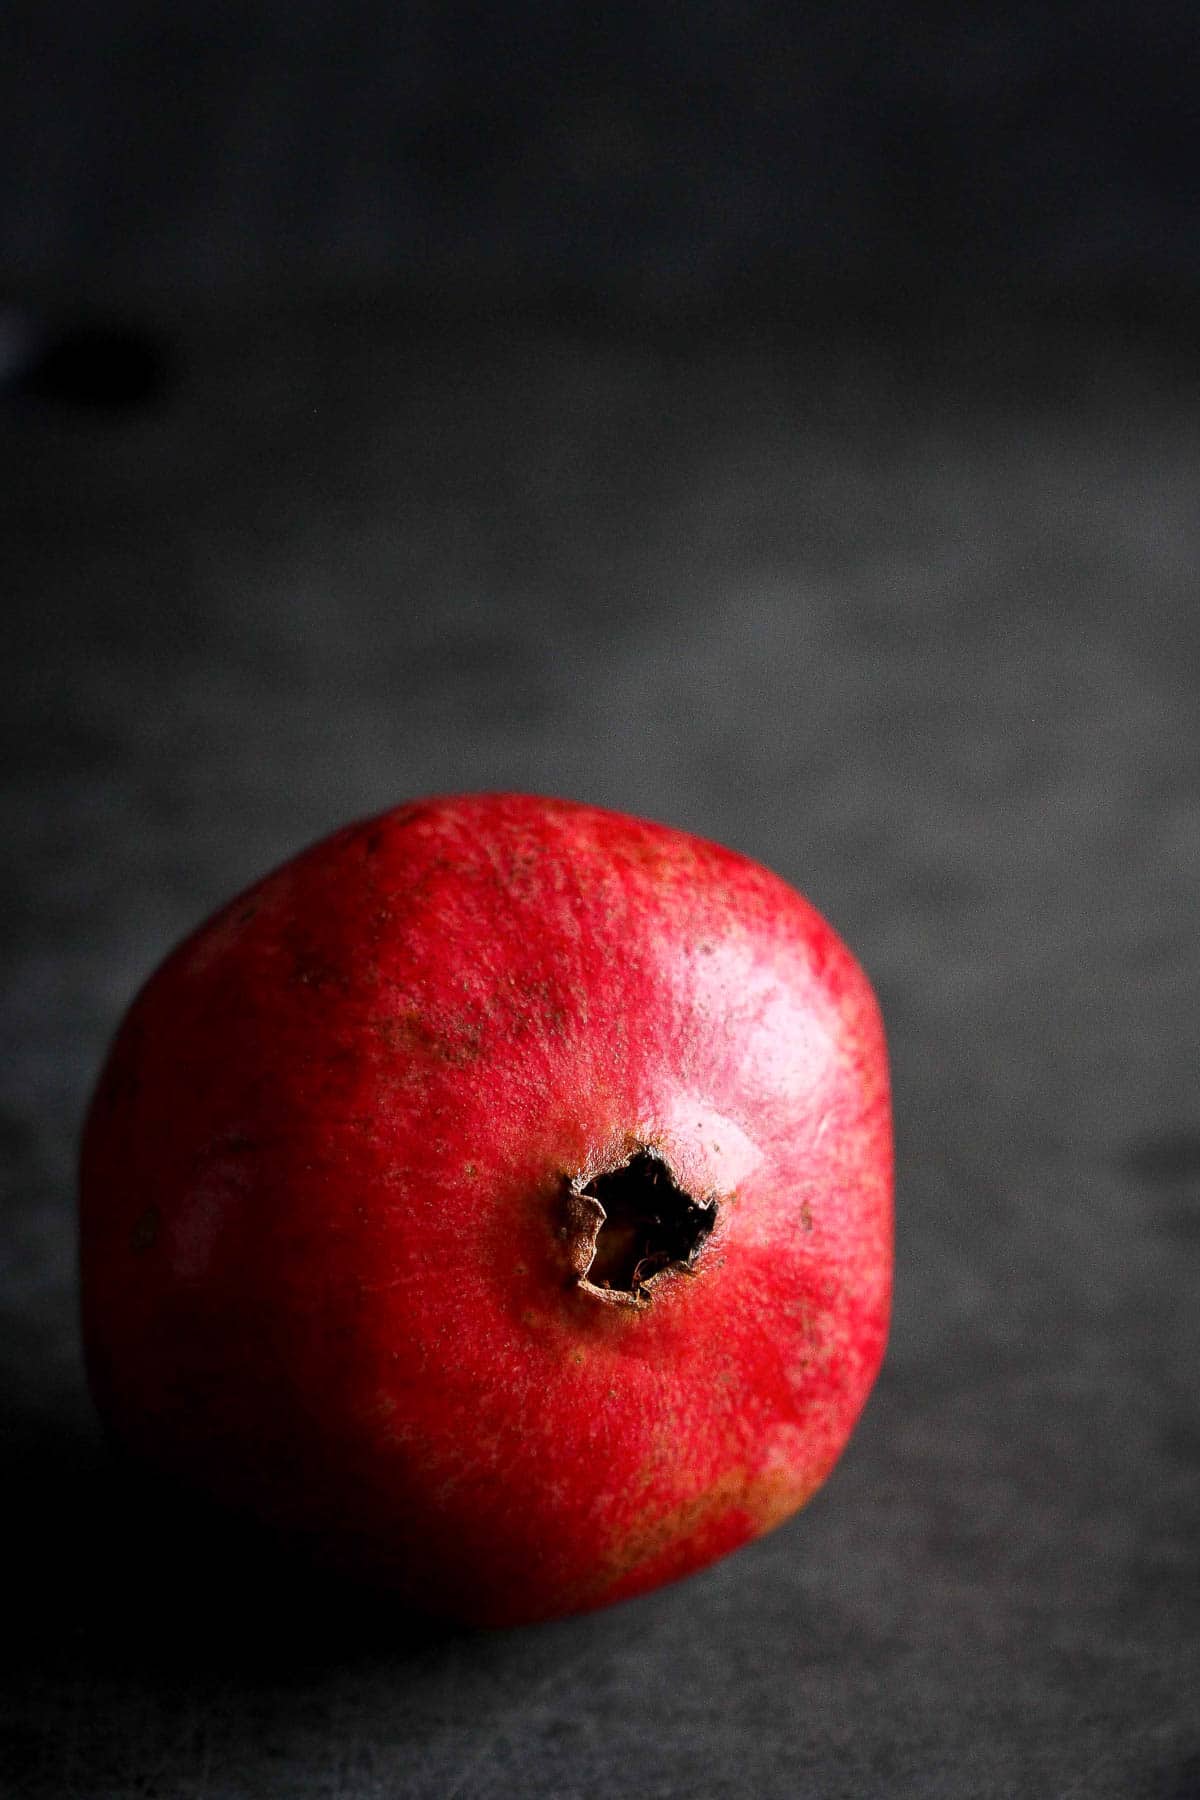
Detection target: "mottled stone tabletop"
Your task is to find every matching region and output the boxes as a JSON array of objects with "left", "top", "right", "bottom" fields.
[{"left": 3, "top": 296, "right": 1198, "bottom": 1797}]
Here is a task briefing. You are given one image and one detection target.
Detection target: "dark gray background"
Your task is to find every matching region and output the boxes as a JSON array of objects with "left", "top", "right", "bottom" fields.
[
  {"left": 3, "top": 7, "right": 1199, "bottom": 1797},
  {"left": 3, "top": 2, "right": 1200, "bottom": 305}
]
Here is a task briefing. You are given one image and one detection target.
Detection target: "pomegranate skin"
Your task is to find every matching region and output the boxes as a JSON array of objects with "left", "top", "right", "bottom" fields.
[{"left": 79, "top": 793, "right": 892, "bottom": 1627}]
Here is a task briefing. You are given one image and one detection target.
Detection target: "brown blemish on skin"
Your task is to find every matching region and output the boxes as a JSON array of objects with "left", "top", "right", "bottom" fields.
[
  {"left": 585, "top": 1462, "right": 824, "bottom": 1606},
  {"left": 617, "top": 835, "right": 694, "bottom": 875},
  {"left": 129, "top": 1205, "right": 159, "bottom": 1252},
  {"left": 374, "top": 1009, "right": 485, "bottom": 1066},
  {"left": 291, "top": 948, "right": 351, "bottom": 993},
  {"left": 498, "top": 975, "right": 572, "bottom": 1042}
]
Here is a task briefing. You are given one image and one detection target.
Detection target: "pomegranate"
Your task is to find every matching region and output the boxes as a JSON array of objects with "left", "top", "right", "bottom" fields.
[{"left": 79, "top": 793, "right": 892, "bottom": 1626}]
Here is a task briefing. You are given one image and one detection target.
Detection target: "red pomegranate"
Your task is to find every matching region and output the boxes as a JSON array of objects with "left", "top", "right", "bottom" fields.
[{"left": 80, "top": 793, "right": 892, "bottom": 1626}]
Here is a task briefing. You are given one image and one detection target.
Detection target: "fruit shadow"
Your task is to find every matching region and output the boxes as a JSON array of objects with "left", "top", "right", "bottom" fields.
[{"left": 1, "top": 1392, "right": 469, "bottom": 1688}]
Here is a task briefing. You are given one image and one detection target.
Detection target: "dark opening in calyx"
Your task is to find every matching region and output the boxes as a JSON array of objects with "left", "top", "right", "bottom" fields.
[{"left": 564, "top": 1149, "right": 717, "bottom": 1307}]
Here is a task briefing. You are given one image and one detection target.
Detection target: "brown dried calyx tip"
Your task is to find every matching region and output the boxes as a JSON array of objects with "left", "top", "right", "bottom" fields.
[{"left": 565, "top": 1149, "right": 718, "bottom": 1308}]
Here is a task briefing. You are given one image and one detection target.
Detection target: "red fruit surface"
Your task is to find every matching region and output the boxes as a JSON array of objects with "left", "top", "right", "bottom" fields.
[{"left": 79, "top": 793, "right": 892, "bottom": 1626}]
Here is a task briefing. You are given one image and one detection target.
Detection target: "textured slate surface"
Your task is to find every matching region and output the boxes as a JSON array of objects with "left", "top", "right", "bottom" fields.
[{"left": 2, "top": 299, "right": 1198, "bottom": 1797}]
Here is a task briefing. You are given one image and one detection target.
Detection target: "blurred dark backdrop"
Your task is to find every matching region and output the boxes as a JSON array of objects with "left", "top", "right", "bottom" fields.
[
  {"left": 3, "top": 0, "right": 1199, "bottom": 309},
  {"left": 2, "top": 8, "right": 1199, "bottom": 1800}
]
